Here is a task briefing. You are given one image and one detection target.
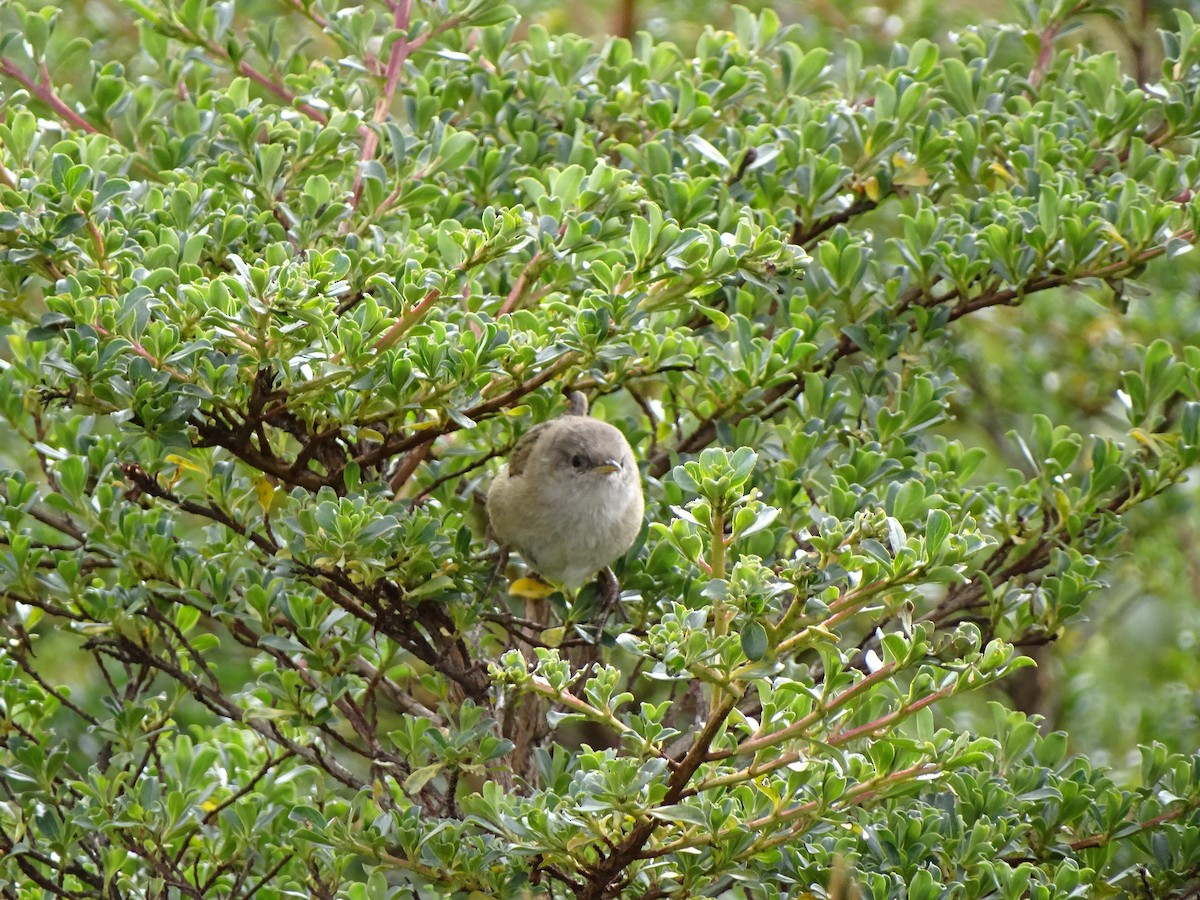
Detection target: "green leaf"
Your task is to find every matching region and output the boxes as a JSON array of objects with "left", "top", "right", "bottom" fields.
[
  {"left": 685, "top": 134, "right": 730, "bottom": 169},
  {"left": 430, "top": 132, "right": 478, "bottom": 176},
  {"left": 925, "top": 508, "right": 951, "bottom": 554},
  {"left": 646, "top": 803, "right": 709, "bottom": 828},
  {"left": 94, "top": 177, "right": 131, "bottom": 207},
  {"left": 404, "top": 763, "right": 444, "bottom": 795},
  {"left": 740, "top": 620, "right": 768, "bottom": 660}
]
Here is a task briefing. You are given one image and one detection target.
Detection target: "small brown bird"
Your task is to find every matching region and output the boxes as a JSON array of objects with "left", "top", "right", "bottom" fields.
[{"left": 487, "top": 392, "right": 643, "bottom": 589}]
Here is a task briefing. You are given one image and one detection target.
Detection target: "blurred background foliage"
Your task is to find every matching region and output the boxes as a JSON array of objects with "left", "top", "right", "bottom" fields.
[{"left": 3, "top": 0, "right": 1199, "bottom": 778}]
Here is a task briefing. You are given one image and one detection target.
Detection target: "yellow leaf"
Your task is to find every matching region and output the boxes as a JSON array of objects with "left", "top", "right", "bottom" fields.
[
  {"left": 165, "top": 453, "right": 202, "bottom": 473},
  {"left": 893, "top": 164, "right": 931, "bottom": 187},
  {"left": 254, "top": 476, "right": 278, "bottom": 511},
  {"left": 987, "top": 161, "right": 1017, "bottom": 185},
  {"left": 509, "top": 576, "right": 557, "bottom": 599},
  {"left": 1129, "top": 428, "right": 1163, "bottom": 453},
  {"left": 1099, "top": 221, "right": 1131, "bottom": 252}
]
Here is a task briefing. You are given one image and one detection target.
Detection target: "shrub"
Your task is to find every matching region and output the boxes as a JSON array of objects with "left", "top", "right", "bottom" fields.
[{"left": 2, "top": 0, "right": 1200, "bottom": 896}]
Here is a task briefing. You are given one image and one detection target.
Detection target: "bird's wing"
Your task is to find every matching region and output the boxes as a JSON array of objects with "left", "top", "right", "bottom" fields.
[{"left": 507, "top": 421, "right": 553, "bottom": 477}]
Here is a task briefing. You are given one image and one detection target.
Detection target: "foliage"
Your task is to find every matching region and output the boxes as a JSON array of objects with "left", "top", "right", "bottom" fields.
[{"left": 2, "top": 0, "right": 1200, "bottom": 897}]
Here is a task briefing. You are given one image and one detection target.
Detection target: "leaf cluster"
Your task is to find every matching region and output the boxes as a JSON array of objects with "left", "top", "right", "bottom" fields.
[{"left": 2, "top": 0, "right": 1200, "bottom": 897}]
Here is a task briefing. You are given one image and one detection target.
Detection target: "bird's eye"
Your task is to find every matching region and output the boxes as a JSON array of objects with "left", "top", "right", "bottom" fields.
[{"left": 570, "top": 454, "right": 586, "bottom": 470}]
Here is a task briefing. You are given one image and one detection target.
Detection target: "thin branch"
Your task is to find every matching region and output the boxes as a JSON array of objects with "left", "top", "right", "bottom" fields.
[
  {"left": 89, "top": 635, "right": 367, "bottom": 790},
  {"left": 351, "top": 353, "right": 577, "bottom": 471},
  {"left": 351, "top": 0, "right": 415, "bottom": 209},
  {"left": 193, "top": 752, "right": 293, "bottom": 836},
  {"left": 193, "top": 33, "right": 328, "bottom": 125},
  {"left": 7, "top": 647, "right": 101, "bottom": 726},
  {"left": 413, "top": 444, "right": 504, "bottom": 503},
  {"left": 500, "top": 249, "right": 546, "bottom": 315},
  {"left": 389, "top": 438, "right": 432, "bottom": 493},
  {"left": 1067, "top": 801, "right": 1199, "bottom": 852},
  {"left": 17, "top": 502, "right": 87, "bottom": 543},
  {"left": 791, "top": 197, "right": 879, "bottom": 247},
  {"left": 651, "top": 228, "right": 1195, "bottom": 477},
  {"left": 281, "top": 0, "right": 329, "bottom": 29},
  {"left": 577, "top": 692, "right": 744, "bottom": 899},
  {"left": 371, "top": 286, "right": 442, "bottom": 353},
  {"left": 0, "top": 57, "right": 101, "bottom": 135},
  {"left": 242, "top": 852, "right": 297, "bottom": 900},
  {"left": 121, "top": 463, "right": 280, "bottom": 555},
  {"left": 353, "top": 658, "right": 443, "bottom": 722}
]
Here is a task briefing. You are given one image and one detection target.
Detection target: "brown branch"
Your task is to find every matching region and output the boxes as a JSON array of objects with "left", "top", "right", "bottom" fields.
[
  {"left": 1028, "top": 3, "right": 1088, "bottom": 90},
  {"left": 195, "top": 419, "right": 329, "bottom": 491},
  {"left": 347, "top": 0, "right": 467, "bottom": 211},
  {"left": 121, "top": 463, "right": 280, "bottom": 555},
  {"left": 121, "top": 460, "right": 487, "bottom": 703},
  {"left": 2, "top": 851, "right": 94, "bottom": 898},
  {"left": 791, "top": 197, "right": 879, "bottom": 247},
  {"left": 1067, "top": 802, "right": 1197, "bottom": 852},
  {"left": 93, "top": 322, "right": 188, "bottom": 381},
  {"left": 612, "top": 0, "right": 636, "bottom": 39},
  {"left": 2, "top": 589, "right": 85, "bottom": 623},
  {"left": 413, "top": 444, "right": 504, "bottom": 503},
  {"left": 0, "top": 156, "right": 17, "bottom": 189},
  {"left": 288, "top": 423, "right": 345, "bottom": 479},
  {"left": 243, "top": 852, "right": 297, "bottom": 900},
  {"left": 214, "top": 44, "right": 327, "bottom": 125},
  {"left": 353, "top": 658, "right": 443, "bottom": 721},
  {"left": 577, "top": 692, "right": 744, "bottom": 900},
  {"left": 18, "top": 503, "right": 87, "bottom": 543},
  {"left": 190, "top": 752, "right": 294, "bottom": 842},
  {"left": 389, "top": 438, "right": 432, "bottom": 493},
  {"left": 7, "top": 646, "right": 101, "bottom": 726},
  {"left": 89, "top": 634, "right": 367, "bottom": 790},
  {"left": 499, "top": 250, "right": 545, "bottom": 315},
  {"left": 351, "top": 354, "right": 577, "bottom": 471},
  {"left": 282, "top": 0, "right": 329, "bottom": 29}
]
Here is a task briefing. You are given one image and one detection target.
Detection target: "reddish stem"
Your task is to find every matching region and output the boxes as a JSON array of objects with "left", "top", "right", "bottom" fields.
[
  {"left": 388, "top": 440, "right": 431, "bottom": 494},
  {"left": 370, "top": 286, "right": 442, "bottom": 353},
  {"left": 352, "top": 0, "right": 414, "bottom": 208},
  {"left": 0, "top": 57, "right": 100, "bottom": 134},
  {"left": 283, "top": 0, "right": 329, "bottom": 30},
  {"left": 233, "top": 58, "right": 328, "bottom": 125},
  {"left": 93, "top": 323, "right": 187, "bottom": 381},
  {"left": 499, "top": 250, "right": 543, "bottom": 315},
  {"left": 1069, "top": 803, "right": 1196, "bottom": 851}
]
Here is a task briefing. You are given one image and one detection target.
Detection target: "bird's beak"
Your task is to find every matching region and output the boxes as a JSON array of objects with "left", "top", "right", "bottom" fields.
[{"left": 591, "top": 459, "right": 622, "bottom": 475}]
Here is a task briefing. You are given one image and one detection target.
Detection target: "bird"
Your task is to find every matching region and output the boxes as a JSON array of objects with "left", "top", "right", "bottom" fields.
[{"left": 487, "top": 392, "right": 643, "bottom": 591}]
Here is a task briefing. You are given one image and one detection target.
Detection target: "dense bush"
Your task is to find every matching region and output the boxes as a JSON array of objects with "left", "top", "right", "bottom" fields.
[{"left": 2, "top": 0, "right": 1200, "bottom": 896}]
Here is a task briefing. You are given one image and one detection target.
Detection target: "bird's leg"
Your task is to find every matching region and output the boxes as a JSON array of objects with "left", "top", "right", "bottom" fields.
[
  {"left": 484, "top": 544, "right": 509, "bottom": 599},
  {"left": 594, "top": 566, "right": 624, "bottom": 631}
]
